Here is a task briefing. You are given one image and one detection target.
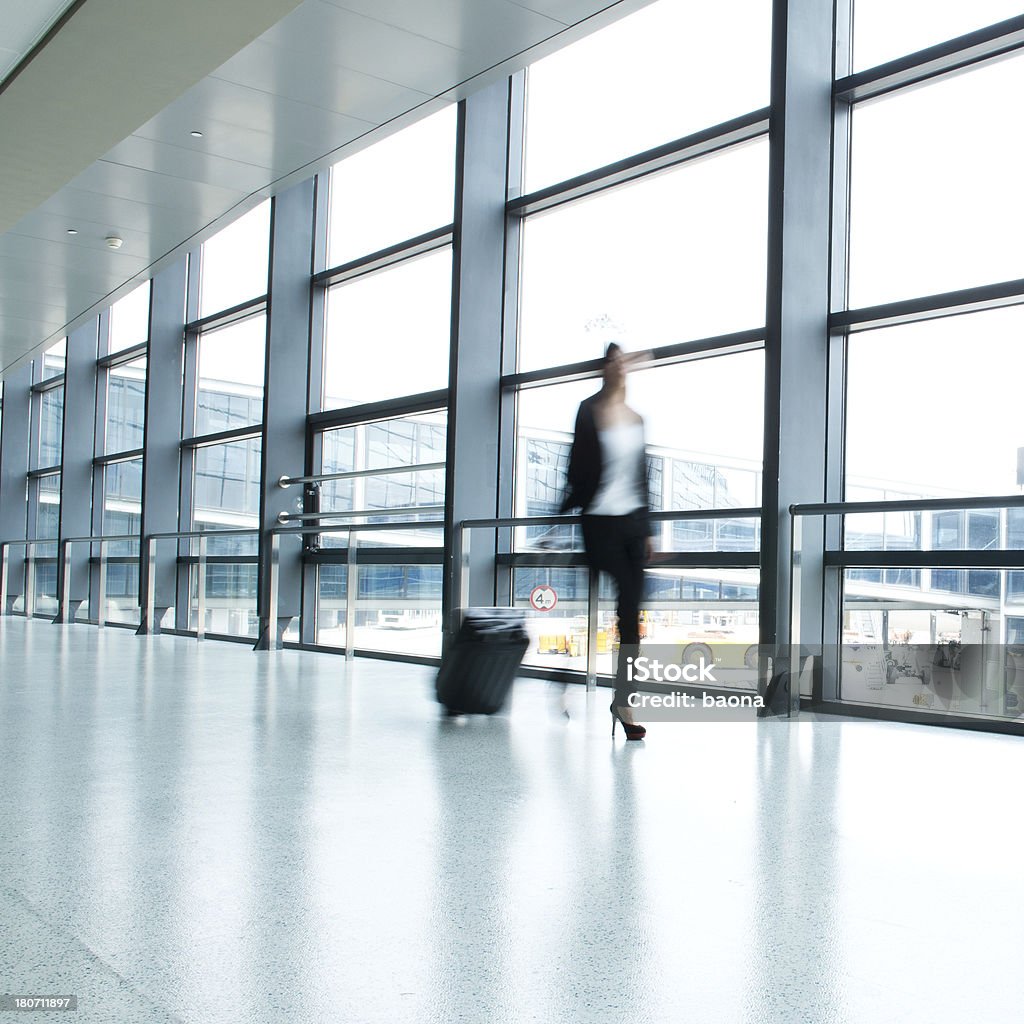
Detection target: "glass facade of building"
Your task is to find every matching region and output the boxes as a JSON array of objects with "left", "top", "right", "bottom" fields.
[{"left": 1, "top": 0, "right": 1021, "bottom": 728}]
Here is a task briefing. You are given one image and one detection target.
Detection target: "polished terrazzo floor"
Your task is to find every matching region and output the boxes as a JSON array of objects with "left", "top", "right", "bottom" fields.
[{"left": 1, "top": 618, "right": 1022, "bottom": 1023}]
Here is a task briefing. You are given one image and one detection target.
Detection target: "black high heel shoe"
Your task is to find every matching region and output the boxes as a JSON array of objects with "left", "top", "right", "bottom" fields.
[{"left": 610, "top": 702, "right": 646, "bottom": 740}]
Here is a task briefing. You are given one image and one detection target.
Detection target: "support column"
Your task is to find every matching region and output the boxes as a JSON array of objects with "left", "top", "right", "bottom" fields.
[
  {"left": 138, "top": 258, "right": 187, "bottom": 633},
  {"left": 442, "top": 80, "right": 513, "bottom": 640},
  {"left": 0, "top": 366, "right": 32, "bottom": 611},
  {"left": 55, "top": 321, "right": 99, "bottom": 622},
  {"left": 256, "top": 177, "right": 316, "bottom": 650},
  {"left": 760, "top": 0, "right": 835, "bottom": 694}
]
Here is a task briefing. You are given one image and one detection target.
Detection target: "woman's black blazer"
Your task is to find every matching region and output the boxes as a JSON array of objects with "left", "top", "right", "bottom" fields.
[{"left": 559, "top": 394, "right": 652, "bottom": 527}]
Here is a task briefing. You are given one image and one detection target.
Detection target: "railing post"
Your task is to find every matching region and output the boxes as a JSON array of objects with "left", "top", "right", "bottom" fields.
[
  {"left": 56, "top": 539, "right": 72, "bottom": 624},
  {"left": 96, "top": 539, "right": 108, "bottom": 629},
  {"left": 345, "top": 531, "right": 357, "bottom": 662},
  {"left": 0, "top": 543, "right": 8, "bottom": 617},
  {"left": 787, "top": 510, "right": 803, "bottom": 717},
  {"left": 144, "top": 535, "right": 157, "bottom": 634},
  {"left": 457, "top": 525, "right": 471, "bottom": 625},
  {"left": 24, "top": 541, "right": 36, "bottom": 619},
  {"left": 586, "top": 566, "right": 599, "bottom": 691},
  {"left": 196, "top": 534, "right": 207, "bottom": 642},
  {"left": 267, "top": 531, "right": 280, "bottom": 652}
]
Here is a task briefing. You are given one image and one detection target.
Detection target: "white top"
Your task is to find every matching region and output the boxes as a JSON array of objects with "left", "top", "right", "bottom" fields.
[{"left": 588, "top": 422, "right": 645, "bottom": 515}]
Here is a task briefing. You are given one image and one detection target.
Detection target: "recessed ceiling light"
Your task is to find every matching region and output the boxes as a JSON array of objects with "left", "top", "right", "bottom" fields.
[
  {"left": 105, "top": 235, "right": 123, "bottom": 250},
  {"left": 190, "top": 130, "right": 203, "bottom": 138},
  {"left": 66, "top": 228, "right": 77, "bottom": 235}
]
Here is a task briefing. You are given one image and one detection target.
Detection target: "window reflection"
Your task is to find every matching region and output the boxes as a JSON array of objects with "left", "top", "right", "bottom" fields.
[
  {"left": 195, "top": 317, "right": 266, "bottom": 435},
  {"left": 39, "top": 387, "right": 64, "bottom": 468},
  {"left": 106, "top": 358, "right": 146, "bottom": 453},
  {"left": 316, "top": 413, "right": 446, "bottom": 548},
  {"left": 192, "top": 437, "right": 261, "bottom": 539}
]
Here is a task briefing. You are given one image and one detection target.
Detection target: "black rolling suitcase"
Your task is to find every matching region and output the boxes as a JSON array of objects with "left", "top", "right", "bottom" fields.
[{"left": 436, "top": 610, "right": 529, "bottom": 715}]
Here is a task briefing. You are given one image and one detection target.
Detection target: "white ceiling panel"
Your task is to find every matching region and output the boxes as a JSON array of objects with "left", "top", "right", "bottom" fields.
[
  {"left": 0, "top": 227, "right": 158, "bottom": 272},
  {"left": 133, "top": 77, "right": 378, "bottom": 173},
  {"left": 0, "top": 296, "right": 68, "bottom": 326},
  {"left": 0, "top": 0, "right": 306, "bottom": 233},
  {"left": 32, "top": 187, "right": 253, "bottom": 246},
  {"left": 504, "top": 0, "right": 616, "bottom": 24},
  {"left": 0, "top": 0, "right": 648, "bottom": 375},
  {"left": 258, "top": 2, "right": 477, "bottom": 95},
  {"left": 66, "top": 162, "right": 248, "bottom": 218},
  {"left": 318, "top": 0, "right": 565, "bottom": 56},
  {"left": 211, "top": 39, "right": 434, "bottom": 124},
  {"left": 0, "top": 254, "right": 148, "bottom": 299},
  {"left": 101, "top": 138, "right": 275, "bottom": 196}
]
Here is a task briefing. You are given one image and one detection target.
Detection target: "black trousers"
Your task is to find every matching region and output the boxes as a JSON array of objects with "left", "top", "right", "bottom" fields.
[{"left": 581, "top": 512, "right": 647, "bottom": 707}]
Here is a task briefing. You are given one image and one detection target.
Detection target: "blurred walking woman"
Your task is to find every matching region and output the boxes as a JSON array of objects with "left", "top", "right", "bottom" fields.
[{"left": 561, "top": 343, "right": 652, "bottom": 740}]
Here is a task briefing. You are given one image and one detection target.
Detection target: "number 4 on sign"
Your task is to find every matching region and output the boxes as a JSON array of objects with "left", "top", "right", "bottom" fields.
[{"left": 530, "top": 585, "right": 557, "bottom": 611}]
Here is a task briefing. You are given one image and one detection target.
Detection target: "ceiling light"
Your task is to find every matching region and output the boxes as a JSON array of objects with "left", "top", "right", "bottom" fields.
[
  {"left": 190, "top": 130, "right": 203, "bottom": 138},
  {"left": 105, "top": 235, "right": 123, "bottom": 250},
  {"left": 66, "top": 228, "right": 77, "bottom": 235}
]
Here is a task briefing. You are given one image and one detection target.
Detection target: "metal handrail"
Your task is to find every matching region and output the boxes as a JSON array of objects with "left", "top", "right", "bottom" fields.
[
  {"left": 791, "top": 494, "right": 1024, "bottom": 516},
  {"left": 271, "top": 520, "right": 444, "bottom": 537},
  {"left": 59, "top": 533, "right": 139, "bottom": 543},
  {"left": 461, "top": 507, "right": 763, "bottom": 529},
  {"left": 147, "top": 528, "right": 259, "bottom": 540},
  {"left": 278, "top": 504, "right": 443, "bottom": 524},
  {"left": 278, "top": 462, "right": 445, "bottom": 488}
]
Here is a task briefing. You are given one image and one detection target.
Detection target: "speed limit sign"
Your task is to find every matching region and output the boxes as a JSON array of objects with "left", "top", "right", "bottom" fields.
[{"left": 529, "top": 585, "right": 558, "bottom": 611}]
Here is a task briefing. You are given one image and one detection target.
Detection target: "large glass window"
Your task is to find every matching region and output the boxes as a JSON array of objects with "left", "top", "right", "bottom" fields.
[
  {"left": 852, "top": 1, "right": 1024, "bottom": 72},
  {"left": 524, "top": 0, "right": 771, "bottom": 191},
  {"left": 845, "top": 308, "right": 1024, "bottom": 499},
  {"left": 31, "top": 472, "right": 61, "bottom": 612},
  {"left": 517, "top": 140, "right": 769, "bottom": 371},
  {"left": 189, "top": 436, "right": 261, "bottom": 637},
  {"left": 199, "top": 201, "right": 271, "bottom": 318},
  {"left": 40, "top": 339, "right": 66, "bottom": 381},
  {"left": 327, "top": 107, "right": 456, "bottom": 266},
  {"left": 848, "top": 53, "right": 1024, "bottom": 307},
  {"left": 515, "top": 352, "right": 764, "bottom": 533},
  {"left": 316, "top": 412, "right": 446, "bottom": 547},
  {"left": 38, "top": 387, "right": 64, "bottom": 469},
  {"left": 105, "top": 358, "right": 146, "bottom": 454},
  {"left": 840, "top": 575, "right": 1022, "bottom": 719},
  {"left": 108, "top": 282, "right": 150, "bottom": 354},
  {"left": 102, "top": 458, "right": 142, "bottom": 624},
  {"left": 195, "top": 317, "right": 266, "bottom": 435},
  {"left": 192, "top": 437, "right": 262, "bottom": 534},
  {"left": 35, "top": 472, "right": 61, "bottom": 540},
  {"left": 103, "top": 458, "right": 142, "bottom": 542},
  {"left": 322, "top": 250, "right": 451, "bottom": 409}
]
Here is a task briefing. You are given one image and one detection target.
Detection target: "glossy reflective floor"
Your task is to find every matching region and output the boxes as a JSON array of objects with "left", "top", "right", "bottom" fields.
[{"left": 1, "top": 619, "right": 1022, "bottom": 1023}]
